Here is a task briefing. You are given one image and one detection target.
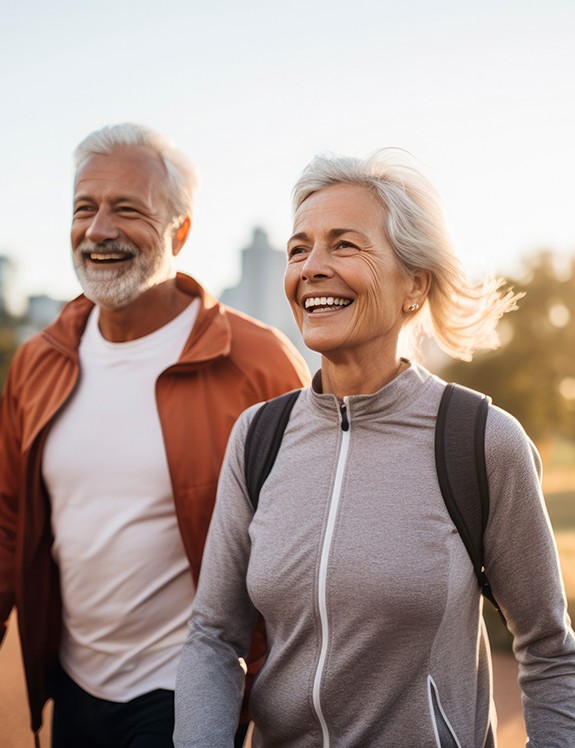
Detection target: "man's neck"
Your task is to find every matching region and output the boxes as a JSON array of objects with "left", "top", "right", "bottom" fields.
[{"left": 97, "top": 279, "right": 192, "bottom": 342}]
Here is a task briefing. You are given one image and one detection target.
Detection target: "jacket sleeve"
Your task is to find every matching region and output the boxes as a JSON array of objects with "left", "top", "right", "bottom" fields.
[
  {"left": 174, "top": 408, "right": 259, "bottom": 748},
  {"left": 0, "top": 362, "right": 23, "bottom": 642},
  {"left": 262, "top": 331, "right": 312, "bottom": 398},
  {"left": 228, "top": 314, "right": 312, "bottom": 403},
  {"left": 484, "top": 407, "right": 575, "bottom": 746}
]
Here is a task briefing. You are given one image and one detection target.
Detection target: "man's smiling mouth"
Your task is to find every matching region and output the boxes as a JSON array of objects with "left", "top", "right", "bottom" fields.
[
  {"left": 78, "top": 242, "right": 138, "bottom": 264},
  {"left": 85, "top": 251, "right": 133, "bottom": 264}
]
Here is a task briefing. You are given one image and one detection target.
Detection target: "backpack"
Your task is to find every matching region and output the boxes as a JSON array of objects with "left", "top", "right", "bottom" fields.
[{"left": 244, "top": 382, "right": 505, "bottom": 623}]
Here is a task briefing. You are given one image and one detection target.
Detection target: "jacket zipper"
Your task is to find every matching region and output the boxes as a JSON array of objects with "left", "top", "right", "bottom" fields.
[
  {"left": 312, "top": 397, "right": 351, "bottom": 746},
  {"left": 340, "top": 401, "right": 349, "bottom": 431}
]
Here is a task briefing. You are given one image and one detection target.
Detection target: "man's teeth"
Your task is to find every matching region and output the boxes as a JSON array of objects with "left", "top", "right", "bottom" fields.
[
  {"left": 89, "top": 252, "right": 128, "bottom": 261},
  {"left": 304, "top": 296, "right": 351, "bottom": 310}
]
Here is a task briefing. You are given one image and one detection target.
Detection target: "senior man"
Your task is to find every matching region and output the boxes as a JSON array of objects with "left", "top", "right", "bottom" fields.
[{"left": 0, "top": 123, "right": 310, "bottom": 748}]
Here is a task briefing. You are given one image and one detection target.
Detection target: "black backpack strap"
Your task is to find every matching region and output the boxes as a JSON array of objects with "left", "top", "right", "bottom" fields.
[
  {"left": 435, "top": 383, "right": 505, "bottom": 623},
  {"left": 244, "top": 389, "right": 302, "bottom": 511}
]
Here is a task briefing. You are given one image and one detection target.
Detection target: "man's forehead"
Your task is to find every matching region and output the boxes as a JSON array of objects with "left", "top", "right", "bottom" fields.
[{"left": 74, "top": 147, "right": 168, "bottom": 200}]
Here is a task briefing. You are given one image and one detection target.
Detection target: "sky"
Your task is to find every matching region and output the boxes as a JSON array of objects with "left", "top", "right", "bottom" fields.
[{"left": 1, "top": 0, "right": 574, "bottom": 308}]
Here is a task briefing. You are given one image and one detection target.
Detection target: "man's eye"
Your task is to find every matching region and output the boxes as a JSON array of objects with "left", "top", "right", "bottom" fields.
[{"left": 73, "top": 205, "right": 93, "bottom": 215}]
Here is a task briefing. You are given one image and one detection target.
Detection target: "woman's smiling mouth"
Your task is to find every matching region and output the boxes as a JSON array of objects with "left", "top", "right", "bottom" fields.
[{"left": 304, "top": 296, "right": 352, "bottom": 313}]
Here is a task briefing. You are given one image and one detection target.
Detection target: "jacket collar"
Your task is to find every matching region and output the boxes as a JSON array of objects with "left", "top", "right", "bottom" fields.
[
  {"left": 40, "top": 273, "right": 233, "bottom": 365},
  {"left": 307, "top": 361, "right": 432, "bottom": 421}
]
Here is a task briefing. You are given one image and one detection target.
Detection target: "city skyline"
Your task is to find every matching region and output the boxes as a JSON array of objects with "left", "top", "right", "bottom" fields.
[{"left": 2, "top": 1, "right": 574, "bottom": 303}]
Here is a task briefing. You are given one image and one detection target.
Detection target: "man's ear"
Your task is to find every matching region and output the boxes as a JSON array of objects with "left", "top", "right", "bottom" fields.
[{"left": 172, "top": 216, "right": 191, "bottom": 256}]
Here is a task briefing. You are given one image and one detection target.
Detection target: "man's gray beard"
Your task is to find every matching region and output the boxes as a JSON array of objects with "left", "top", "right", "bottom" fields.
[{"left": 73, "top": 241, "right": 173, "bottom": 310}]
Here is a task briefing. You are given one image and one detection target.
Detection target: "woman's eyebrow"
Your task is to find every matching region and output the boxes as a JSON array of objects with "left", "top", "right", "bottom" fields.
[
  {"left": 288, "top": 227, "right": 367, "bottom": 243},
  {"left": 288, "top": 231, "right": 307, "bottom": 242},
  {"left": 327, "top": 227, "right": 367, "bottom": 239}
]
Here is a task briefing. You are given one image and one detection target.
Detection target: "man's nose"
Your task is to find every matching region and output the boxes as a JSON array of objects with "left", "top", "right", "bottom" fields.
[{"left": 85, "top": 208, "right": 120, "bottom": 243}]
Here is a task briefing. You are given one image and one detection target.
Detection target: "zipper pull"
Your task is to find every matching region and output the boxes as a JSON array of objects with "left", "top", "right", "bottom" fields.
[{"left": 340, "top": 401, "right": 349, "bottom": 431}]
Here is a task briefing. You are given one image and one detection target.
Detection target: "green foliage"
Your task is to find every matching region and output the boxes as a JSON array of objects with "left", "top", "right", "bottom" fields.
[
  {"left": 546, "top": 491, "right": 575, "bottom": 532},
  {"left": 0, "top": 316, "right": 19, "bottom": 392},
  {"left": 441, "top": 251, "right": 575, "bottom": 445},
  {"left": 440, "top": 251, "right": 575, "bottom": 650}
]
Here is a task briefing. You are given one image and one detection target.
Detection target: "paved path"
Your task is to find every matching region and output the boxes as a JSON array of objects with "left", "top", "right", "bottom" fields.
[
  {"left": 492, "top": 645, "right": 527, "bottom": 746},
  {"left": 0, "top": 614, "right": 51, "bottom": 748},
  {"left": 1, "top": 612, "right": 526, "bottom": 747}
]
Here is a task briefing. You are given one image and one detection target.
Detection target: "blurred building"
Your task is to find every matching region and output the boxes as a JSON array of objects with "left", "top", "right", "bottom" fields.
[
  {"left": 0, "top": 256, "right": 25, "bottom": 316},
  {"left": 16, "top": 294, "right": 66, "bottom": 343},
  {"left": 27, "top": 294, "right": 65, "bottom": 328},
  {"left": 2, "top": 232, "right": 321, "bottom": 368},
  {"left": 220, "top": 228, "right": 320, "bottom": 371},
  {"left": 0, "top": 254, "right": 65, "bottom": 343}
]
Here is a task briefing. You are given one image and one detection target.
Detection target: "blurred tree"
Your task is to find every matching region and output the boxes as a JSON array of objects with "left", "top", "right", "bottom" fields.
[
  {"left": 0, "top": 312, "right": 19, "bottom": 391},
  {"left": 440, "top": 250, "right": 575, "bottom": 448}
]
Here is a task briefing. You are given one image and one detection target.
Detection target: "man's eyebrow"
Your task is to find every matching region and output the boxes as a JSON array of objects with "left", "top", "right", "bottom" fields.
[
  {"left": 109, "top": 196, "right": 149, "bottom": 210},
  {"left": 73, "top": 193, "right": 95, "bottom": 204},
  {"left": 73, "top": 194, "right": 148, "bottom": 208}
]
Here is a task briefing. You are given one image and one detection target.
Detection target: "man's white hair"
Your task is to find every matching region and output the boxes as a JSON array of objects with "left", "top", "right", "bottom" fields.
[{"left": 74, "top": 123, "right": 199, "bottom": 221}]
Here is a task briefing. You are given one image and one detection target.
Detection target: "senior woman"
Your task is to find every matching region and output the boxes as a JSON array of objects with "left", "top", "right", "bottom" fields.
[{"left": 174, "top": 151, "right": 575, "bottom": 747}]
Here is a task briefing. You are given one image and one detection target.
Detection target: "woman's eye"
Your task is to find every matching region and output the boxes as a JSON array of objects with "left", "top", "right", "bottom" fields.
[
  {"left": 288, "top": 246, "right": 307, "bottom": 259},
  {"left": 334, "top": 240, "right": 358, "bottom": 253}
]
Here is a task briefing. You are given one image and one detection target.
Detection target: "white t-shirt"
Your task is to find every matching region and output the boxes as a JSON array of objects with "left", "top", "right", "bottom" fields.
[{"left": 43, "top": 300, "right": 199, "bottom": 701}]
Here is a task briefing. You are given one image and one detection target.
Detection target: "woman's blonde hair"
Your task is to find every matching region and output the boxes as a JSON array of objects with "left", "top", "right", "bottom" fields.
[{"left": 292, "top": 149, "right": 521, "bottom": 361}]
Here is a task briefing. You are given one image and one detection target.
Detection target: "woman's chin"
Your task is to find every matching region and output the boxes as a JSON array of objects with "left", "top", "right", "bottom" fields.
[{"left": 301, "top": 334, "right": 340, "bottom": 356}]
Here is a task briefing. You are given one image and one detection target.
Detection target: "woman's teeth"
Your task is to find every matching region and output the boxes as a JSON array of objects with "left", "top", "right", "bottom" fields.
[{"left": 304, "top": 296, "right": 352, "bottom": 310}]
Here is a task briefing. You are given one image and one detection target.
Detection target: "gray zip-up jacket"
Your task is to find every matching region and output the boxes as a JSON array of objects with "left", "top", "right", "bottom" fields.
[{"left": 175, "top": 363, "right": 575, "bottom": 747}]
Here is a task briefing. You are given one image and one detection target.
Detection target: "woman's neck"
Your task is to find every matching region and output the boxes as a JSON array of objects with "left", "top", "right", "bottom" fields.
[{"left": 319, "top": 354, "right": 409, "bottom": 400}]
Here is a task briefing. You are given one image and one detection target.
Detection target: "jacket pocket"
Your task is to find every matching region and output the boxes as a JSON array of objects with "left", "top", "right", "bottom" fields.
[{"left": 427, "top": 675, "right": 462, "bottom": 748}]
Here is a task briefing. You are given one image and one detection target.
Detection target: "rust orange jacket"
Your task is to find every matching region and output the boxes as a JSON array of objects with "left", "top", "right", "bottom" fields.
[{"left": 0, "top": 273, "right": 310, "bottom": 736}]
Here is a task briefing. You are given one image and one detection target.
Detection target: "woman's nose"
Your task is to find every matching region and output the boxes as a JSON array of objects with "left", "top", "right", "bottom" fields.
[{"left": 300, "top": 245, "right": 332, "bottom": 280}]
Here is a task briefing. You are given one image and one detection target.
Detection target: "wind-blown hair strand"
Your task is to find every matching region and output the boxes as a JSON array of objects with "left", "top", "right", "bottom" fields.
[{"left": 292, "top": 149, "right": 521, "bottom": 361}]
